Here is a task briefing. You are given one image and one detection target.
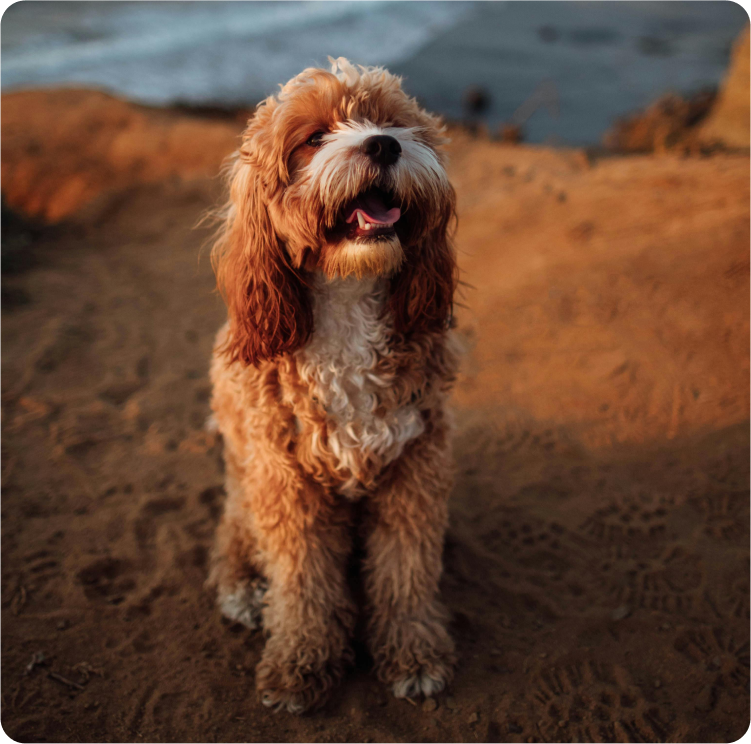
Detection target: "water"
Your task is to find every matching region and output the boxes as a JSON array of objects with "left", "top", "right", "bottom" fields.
[
  {"left": 2, "top": 2, "right": 472, "bottom": 104},
  {"left": 2, "top": 1, "right": 747, "bottom": 145},
  {"left": 394, "top": 1, "right": 749, "bottom": 144}
]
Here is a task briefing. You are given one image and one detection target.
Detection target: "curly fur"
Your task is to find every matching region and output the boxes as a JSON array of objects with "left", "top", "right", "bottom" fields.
[{"left": 206, "top": 57, "right": 459, "bottom": 713}]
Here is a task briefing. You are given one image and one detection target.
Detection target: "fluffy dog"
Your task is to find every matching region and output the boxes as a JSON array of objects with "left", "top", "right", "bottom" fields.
[{"left": 207, "top": 57, "right": 459, "bottom": 714}]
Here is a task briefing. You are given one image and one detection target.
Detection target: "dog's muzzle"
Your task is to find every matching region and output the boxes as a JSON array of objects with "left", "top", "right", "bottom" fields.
[{"left": 361, "top": 135, "right": 402, "bottom": 167}]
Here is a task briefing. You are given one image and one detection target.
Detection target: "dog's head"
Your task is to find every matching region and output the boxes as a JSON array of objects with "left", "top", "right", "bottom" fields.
[{"left": 213, "top": 57, "right": 457, "bottom": 366}]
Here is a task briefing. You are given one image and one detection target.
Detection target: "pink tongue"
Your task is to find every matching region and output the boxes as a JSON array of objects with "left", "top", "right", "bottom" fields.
[{"left": 345, "top": 192, "right": 401, "bottom": 225}]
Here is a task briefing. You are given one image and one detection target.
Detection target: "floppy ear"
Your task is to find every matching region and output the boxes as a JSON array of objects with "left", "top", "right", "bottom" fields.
[
  {"left": 387, "top": 185, "right": 459, "bottom": 336},
  {"left": 212, "top": 156, "right": 312, "bottom": 367}
]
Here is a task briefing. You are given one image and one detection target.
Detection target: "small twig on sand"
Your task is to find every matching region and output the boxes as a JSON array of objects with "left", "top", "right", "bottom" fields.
[
  {"left": 12, "top": 586, "right": 28, "bottom": 616},
  {"left": 73, "top": 662, "right": 104, "bottom": 682},
  {"left": 47, "top": 672, "right": 85, "bottom": 691},
  {"left": 25, "top": 651, "right": 46, "bottom": 675}
]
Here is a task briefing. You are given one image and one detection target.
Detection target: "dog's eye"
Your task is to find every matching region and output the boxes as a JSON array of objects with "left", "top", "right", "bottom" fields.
[{"left": 306, "top": 131, "right": 326, "bottom": 148}]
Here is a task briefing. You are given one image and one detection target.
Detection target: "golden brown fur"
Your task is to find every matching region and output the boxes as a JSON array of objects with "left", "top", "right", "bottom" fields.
[{"left": 207, "top": 57, "right": 459, "bottom": 713}]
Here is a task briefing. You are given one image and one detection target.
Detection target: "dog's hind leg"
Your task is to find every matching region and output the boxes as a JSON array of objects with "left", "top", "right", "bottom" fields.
[
  {"left": 209, "top": 521, "right": 267, "bottom": 630},
  {"left": 207, "top": 445, "right": 267, "bottom": 630}
]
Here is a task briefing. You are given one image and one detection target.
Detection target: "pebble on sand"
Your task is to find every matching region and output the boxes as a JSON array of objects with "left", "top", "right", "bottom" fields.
[{"left": 611, "top": 604, "right": 631, "bottom": 620}]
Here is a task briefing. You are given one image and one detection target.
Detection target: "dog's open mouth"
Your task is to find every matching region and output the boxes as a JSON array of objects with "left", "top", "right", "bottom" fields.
[{"left": 341, "top": 187, "right": 401, "bottom": 241}]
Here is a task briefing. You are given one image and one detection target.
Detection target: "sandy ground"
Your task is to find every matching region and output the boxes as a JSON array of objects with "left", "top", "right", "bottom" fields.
[{"left": 1, "top": 92, "right": 749, "bottom": 743}]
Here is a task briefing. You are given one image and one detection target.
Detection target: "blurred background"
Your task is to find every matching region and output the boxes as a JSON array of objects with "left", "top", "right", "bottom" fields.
[
  {"left": 2, "top": 0, "right": 748, "bottom": 144},
  {"left": 2, "top": 3, "right": 749, "bottom": 743}
]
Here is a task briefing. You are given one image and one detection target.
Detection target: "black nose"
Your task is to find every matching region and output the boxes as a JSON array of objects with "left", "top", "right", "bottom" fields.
[{"left": 361, "top": 135, "right": 401, "bottom": 167}]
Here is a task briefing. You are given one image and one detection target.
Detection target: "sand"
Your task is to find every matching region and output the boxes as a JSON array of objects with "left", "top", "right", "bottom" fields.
[{"left": 1, "top": 91, "right": 749, "bottom": 743}]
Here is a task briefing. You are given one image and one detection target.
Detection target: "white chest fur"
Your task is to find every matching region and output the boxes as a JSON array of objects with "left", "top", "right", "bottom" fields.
[{"left": 296, "top": 275, "right": 424, "bottom": 492}]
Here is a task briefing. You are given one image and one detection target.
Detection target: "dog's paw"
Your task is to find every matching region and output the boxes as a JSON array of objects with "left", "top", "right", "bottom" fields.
[
  {"left": 259, "top": 686, "right": 310, "bottom": 715},
  {"left": 373, "top": 611, "right": 456, "bottom": 699},
  {"left": 256, "top": 658, "right": 340, "bottom": 715},
  {"left": 218, "top": 579, "right": 267, "bottom": 629},
  {"left": 392, "top": 667, "right": 449, "bottom": 699}
]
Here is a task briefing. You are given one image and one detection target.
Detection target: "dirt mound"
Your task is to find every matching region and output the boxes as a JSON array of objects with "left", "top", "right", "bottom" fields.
[
  {"left": 698, "top": 25, "right": 750, "bottom": 149},
  {"left": 1, "top": 89, "right": 242, "bottom": 222},
  {"left": 602, "top": 90, "right": 716, "bottom": 154},
  {"left": 448, "top": 131, "right": 749, "bottom": 448},
  {"left": 1, "top": 91, "right": 748, "bottom": 742},
  {"left": 603, "top": 25, "right": 749, "bottom": 154}
]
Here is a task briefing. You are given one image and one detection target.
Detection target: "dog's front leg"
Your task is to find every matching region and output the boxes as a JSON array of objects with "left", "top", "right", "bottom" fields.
[
  {"left": 254, "top": 476, "right": 356, "bottom": 714},
  {"left": 363, "top": 425, "right": 456, "bottom": 699}
]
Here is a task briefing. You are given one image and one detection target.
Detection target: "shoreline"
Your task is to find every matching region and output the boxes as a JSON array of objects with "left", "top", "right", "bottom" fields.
[{"left": 2, "top": 2, "right": 747, "bottom": 146}]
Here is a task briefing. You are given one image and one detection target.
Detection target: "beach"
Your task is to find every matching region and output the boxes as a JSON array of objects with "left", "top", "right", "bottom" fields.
[{"left": 1, "top": 81, "right": 748, "bottom": 740}]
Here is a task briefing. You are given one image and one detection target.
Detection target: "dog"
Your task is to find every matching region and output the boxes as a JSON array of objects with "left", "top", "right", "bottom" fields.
[{"left": 207, "top": 57, "right": 460, "bottom": 714}]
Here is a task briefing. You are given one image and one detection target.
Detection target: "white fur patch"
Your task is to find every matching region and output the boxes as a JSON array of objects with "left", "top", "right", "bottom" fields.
[
  {"left": 392, "top": 670, "right": 447, "bottom": 699},
  {"left": 303, "top": 120, "right": 450, "bottom": 210},
  {"left": 296, "top": 275, "right": 424, "bottom": 496},
  {"left": 218, "top": 582, "right": 267, "bottom": 629},
  {"left": 261, "top": 692, "right": 306, "bottom": 715},
  {"left": 329, "top": 56, "right": 361, "bottom": 87}
]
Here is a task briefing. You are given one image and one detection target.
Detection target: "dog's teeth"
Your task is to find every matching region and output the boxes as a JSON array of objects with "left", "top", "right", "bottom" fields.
[{"left": 355, "top": 216, "right": 395, "bottom": 233}]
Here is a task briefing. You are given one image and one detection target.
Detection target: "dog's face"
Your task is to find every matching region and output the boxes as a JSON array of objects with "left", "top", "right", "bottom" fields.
[
  {"left": 214, "top": 58, "right": 457, "bottom": 366},
  {"left": 261, "top": 59, "right": 454, "bottom": 279}
]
